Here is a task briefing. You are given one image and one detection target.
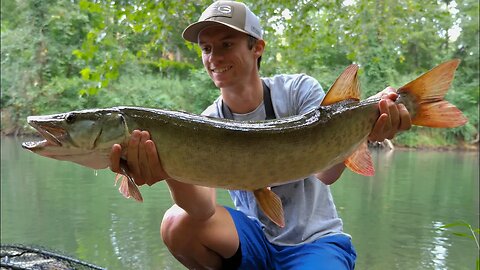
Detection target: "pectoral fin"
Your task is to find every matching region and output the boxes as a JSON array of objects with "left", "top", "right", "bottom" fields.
[
  {"left": 119, "top": 173, "right": 144, "bottom": 202},
  {"left": 344, "top": 141, "right": 375, "bottom": 176},
  {"left": 253, "top": 188, "right": 285, "bottom": 228},
  {"left": 115, "top": 160, "right": 144, "bottom": 202}
]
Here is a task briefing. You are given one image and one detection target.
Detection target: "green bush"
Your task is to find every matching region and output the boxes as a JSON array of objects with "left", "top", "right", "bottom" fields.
[
  {"left": 142, "top": 59, "right": 195, "bottom": 79},
  {"left": 97, "top": 69, "right": 219, "bottom": 114}
]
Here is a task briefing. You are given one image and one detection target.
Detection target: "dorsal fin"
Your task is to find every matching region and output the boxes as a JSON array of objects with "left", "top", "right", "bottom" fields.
[
  {"left": 344, "top": 141, "right": 375, "bottom": 176},
  {"left": 321, "top": 64, "right": 360, "bottom": 106}
]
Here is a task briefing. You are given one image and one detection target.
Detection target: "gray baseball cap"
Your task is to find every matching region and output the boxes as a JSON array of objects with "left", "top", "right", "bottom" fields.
[{"left": 182, "top": 1, "right": 263, "bottom": 43}]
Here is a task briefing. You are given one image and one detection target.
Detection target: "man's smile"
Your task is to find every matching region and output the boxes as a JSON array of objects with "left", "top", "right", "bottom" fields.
[{"left": 212, "top": 66, "right": 233, "bottom": 73}]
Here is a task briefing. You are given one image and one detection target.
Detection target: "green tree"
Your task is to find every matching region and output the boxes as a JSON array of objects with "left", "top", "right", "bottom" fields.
[
  {"left": 1, "top": 0, "right": 477, "bottom": 146},
  {"left": 1, "top": 0, "right": 93, "bottom": 133}
]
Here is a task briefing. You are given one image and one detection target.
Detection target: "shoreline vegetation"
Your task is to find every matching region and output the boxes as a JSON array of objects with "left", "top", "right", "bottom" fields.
[
  {"left": 1, "top": 1, "right": 478, "bottom": 152},
  {"left": 368, "top": 137, "right": 479, "bottom": 152},
  {"left": 2, "top": 71, "right": 477, "bottom": 152}
]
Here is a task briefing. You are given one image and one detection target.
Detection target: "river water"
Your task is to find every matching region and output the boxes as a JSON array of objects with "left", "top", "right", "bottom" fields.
[{"left": 1, "top": 136, "right": 478, "bottom": 269}]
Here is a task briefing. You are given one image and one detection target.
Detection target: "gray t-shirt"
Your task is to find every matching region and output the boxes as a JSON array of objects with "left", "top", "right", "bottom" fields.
[{"left": 202, "top": 74, "right": 347, "bottom": 246}]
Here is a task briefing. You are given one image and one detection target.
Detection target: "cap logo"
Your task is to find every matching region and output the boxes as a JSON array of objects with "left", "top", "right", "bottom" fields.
[
  {"left": 250, "top": 26, "right": 261, "bottom": 37},
  {"left": 217, "top": 5, "right": 232, "bottom": 15},
  {"left": 183, "top": 2, "right": 263, "bottom": 42}
]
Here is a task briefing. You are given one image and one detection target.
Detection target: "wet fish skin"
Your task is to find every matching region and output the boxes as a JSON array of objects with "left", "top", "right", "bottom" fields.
[{"left": 22, "top": 60, "right": 467, "bottom": 227}]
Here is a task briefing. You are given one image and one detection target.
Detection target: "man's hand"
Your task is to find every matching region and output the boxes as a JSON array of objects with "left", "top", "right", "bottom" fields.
[
  {"left": 109, "top": 130, "right": 169, "bottom": 186},
  {"left": 368, "top": 87, "right": 412, "bottom": 142}
]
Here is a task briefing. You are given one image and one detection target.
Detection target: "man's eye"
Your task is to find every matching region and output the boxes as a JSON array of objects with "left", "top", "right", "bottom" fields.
[
  {"left": 223, "top": 42, "right": 233, "bottom": 48},
  {"left": 201, "top": 47, "right": 211, "bottom": 53}
]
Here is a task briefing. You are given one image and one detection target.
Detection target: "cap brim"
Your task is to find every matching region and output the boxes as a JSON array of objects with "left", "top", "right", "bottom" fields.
[{"left": 182, "top": 20, "right": 252, "bottom": 43}]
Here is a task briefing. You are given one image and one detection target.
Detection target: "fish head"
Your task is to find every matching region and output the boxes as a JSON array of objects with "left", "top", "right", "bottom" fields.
[{"left": 22, "top": 108, "right": 129, "bottom": 169}]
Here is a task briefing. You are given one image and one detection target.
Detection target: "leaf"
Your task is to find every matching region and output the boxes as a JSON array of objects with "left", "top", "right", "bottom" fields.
[
  {"left": 72, "top": 49, "right": 83, "bottom": 59},
  {"left": 88, "top": 87, "right": 98, "bottom": 95},
  {"left": 80, "top": 68, "right": 91, "bottom": 80},
  {"left": 440, "top": 221, "right": 470, "bottom": 229},
  {"left": 78, "top": 89, "right": 88, "bottom": 96},
  {"left": 452, "top": 232, "right": 475, "bottom": 239}
]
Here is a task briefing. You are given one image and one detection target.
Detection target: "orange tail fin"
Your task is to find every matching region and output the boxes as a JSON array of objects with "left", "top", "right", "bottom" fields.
[{"left": 398, "top": 59, "right": 467, "bottom": 128}]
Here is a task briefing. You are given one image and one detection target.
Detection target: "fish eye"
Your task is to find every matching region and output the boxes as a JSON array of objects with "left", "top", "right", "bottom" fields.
[
  {"left": 65, "top": 113, "right": 75, "bottom": 123},
  {"left": 118, "top": 114, "right": 125, "bottom": 124}
]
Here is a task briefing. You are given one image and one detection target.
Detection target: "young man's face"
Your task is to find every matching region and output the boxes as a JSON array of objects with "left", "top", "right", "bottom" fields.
[{"left": 198, "top": 25, "right": 261, "bottom": 89}]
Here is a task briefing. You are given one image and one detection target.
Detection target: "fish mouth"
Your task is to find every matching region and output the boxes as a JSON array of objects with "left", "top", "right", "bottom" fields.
[{"left": 22, "top": 117, "right": 66, "bottom": 151}]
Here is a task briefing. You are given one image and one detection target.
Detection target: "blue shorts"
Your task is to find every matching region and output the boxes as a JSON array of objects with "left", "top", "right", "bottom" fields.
[{"left": 225, "top": 207, "right": 356, "bottom": 270}]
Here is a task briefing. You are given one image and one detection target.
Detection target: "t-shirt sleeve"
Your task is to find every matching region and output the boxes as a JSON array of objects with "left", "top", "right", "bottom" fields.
[
  {"left": 291, "top": 74, "right": 325, "bottom": 115},
  {"left": 266, "top": 74, "right": 326, "bottom": 118}
]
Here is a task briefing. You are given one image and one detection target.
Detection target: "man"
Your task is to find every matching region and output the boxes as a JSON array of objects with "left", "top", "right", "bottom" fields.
[{"left": 110, "top": 1, "right": 411, "bottom": 269}]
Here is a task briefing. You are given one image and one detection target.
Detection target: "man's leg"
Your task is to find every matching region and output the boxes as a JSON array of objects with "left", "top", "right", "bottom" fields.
[
  {"left": 277, "top": 234, "right": 356, "bottom": 270},
  {"left": 161, "top": 204, "right": 240, "bottom": 269}
]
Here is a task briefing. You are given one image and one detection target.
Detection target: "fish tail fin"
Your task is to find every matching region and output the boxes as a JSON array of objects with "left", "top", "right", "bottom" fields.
[
  {"left": 254, "top": 188, "right": 285, "bottom": 228},
  {"left": 398, "top": 59, "right": 467, "bottom": 128},
  {"left": 345, "top": 141, "right": 375, "bottom": 176}
]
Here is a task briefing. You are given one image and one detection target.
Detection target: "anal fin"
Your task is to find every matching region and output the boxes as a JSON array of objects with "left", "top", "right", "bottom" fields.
[
  {"left": 344, "top": 141, "right": 375, "bottom": 176},
  {"left": 254, "top": 188, "right": 285, "bottom": 228}
]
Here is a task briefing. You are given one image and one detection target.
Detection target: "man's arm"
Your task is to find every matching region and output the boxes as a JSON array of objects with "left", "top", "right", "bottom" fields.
[{"left": 109, "top": 130, "right": 216, "bottom": 221}]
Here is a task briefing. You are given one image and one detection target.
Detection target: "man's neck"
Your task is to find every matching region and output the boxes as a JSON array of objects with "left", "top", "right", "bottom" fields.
[{"left": 220, "top": 77, "right": 263, "bottom": 114}]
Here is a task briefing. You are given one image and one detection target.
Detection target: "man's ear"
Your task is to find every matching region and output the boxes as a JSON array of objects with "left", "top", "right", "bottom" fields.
[{"left": 254, "top": 39, "right": 265, "bottom": 58}]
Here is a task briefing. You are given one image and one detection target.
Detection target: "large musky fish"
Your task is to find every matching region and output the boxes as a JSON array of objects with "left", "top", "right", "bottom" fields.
[{"left": 22, "top": 60, "right": 467, "bottom": 227}]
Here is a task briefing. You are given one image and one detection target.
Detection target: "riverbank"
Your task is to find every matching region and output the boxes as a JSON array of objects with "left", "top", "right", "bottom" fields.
[
  {"left": 370, "top": 138, "right": 479, "bottom": 152},
  {"left": 395, "top": 143, "right": 479, "bottom": 152}
]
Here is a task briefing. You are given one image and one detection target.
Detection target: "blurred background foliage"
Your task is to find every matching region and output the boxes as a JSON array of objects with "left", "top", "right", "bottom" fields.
[{"left": 1, "top": 0, "right": 478, "bottom": 147}]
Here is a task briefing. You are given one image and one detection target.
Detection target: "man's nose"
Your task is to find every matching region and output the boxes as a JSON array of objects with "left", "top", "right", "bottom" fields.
[{"left": 208, "top": 47, "right": 225, "bottom": 62}]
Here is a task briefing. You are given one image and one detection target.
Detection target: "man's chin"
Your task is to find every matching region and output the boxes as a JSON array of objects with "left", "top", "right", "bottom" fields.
[{"left": 212, "top": 79, "right": 228, "bottom": 89}]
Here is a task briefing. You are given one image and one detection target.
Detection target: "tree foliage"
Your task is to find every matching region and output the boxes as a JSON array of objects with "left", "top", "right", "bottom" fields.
[{"left": 1, "top": 0, "right": 478, "bottom": 146}]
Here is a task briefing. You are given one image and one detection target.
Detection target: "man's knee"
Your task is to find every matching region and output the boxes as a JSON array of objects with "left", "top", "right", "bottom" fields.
[
  {"left": 160, "top": 205, "right": 239, "bottom": 248},
  {"left": 160, "top": 205, "right": 230, "bottom": 269},
  {"left": 160, "top": 205, "right": 197, "bottom": 251}
]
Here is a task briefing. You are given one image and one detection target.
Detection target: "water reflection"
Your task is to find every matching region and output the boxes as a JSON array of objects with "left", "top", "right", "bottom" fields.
[
  {"left": 331, "top": 149, "right": 479, "bottom": 270},
  {"left": 430, "top": 221, "right": 448, "bottom": 270},
  {"left": 1, "top": 137, "right": 478, "bottom": 269}
]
